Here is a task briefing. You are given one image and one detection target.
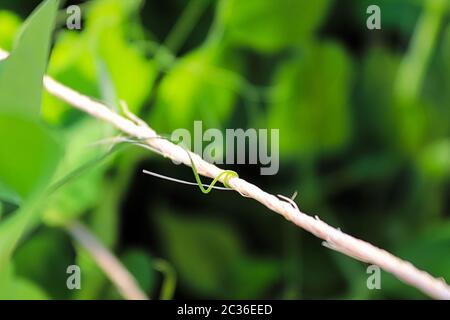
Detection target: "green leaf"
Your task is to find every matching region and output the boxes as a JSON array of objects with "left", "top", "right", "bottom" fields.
[
  {"left": 232, "top": 258, "right": 280, "bottom": 299},
  {"left": 0, "top": 261, "right": 49, "bottom": 300},
  {"left": 86, "top": 0, "right": 143, "bottom": 28},
  {"left": 444, "top": 25, "right": 450, "bottom": 73},
  {"left": 0, "top": 115, "right": 61, "bottom": 199},
  {"left": 96, "top": 28, "right": 156, "bottom": 113},
  {"left": 156, "top": 210, "right": 280, "bottom": 298},
  {"left": 41, "top": 32, "right": 100, "bottom": 125},
  {"left": 0, "top": 0, "right": 58, "bottom": 119},
  {"left": 156, "top": 210, "right": 241, "bottom": 296},
  {"left": 121, "top": 249, "right": 155, "bottom": 294},
  {"left": 88, "top": 0, "right": 155, "bottom": 112},
  {"left": 0, "top": 0, "right": 61, "bottom": 199},
  {"left": 0, "top": 180, "right": 20, "bottom": 205},
  {"left": 220, "top": 0, "right": 330, "bottom": 52},
  {"left": 150, "top": 44, "right": 240, "bottom": 131},
  {"left": 0, "top": 0, "right": 61, "bottom": 274},
  {"left": 43, "top": 119, "right": 113, "bottom": 226},
  {"left": 355, "top": 47, "right": 400, "bottom": 145},
  {"left": 0, "top": 199, "right": 43, "bottom": 272},
  {"left": 6, "top": 278, "right": 49, "bottom": 299},
  {"left": 14, "top": 228, "right": 73, "bottom": 299},
  {"left": 0, "top": 11, "right": 21, "bottom": 51},
  {"left": 382, "top": 222, "right": 450, "bottom": 299},
  {"left": 42, "top": 0, "right": 155, "bottom": 125},
  {"left": 417, "top": 139, "right": 450, "bottom": 181},
  {"left": 88, "top": 152, "right": 140, "bottom": 248},
  {"left": 268, "top": 42, "right": 353, "bottom": 156}
]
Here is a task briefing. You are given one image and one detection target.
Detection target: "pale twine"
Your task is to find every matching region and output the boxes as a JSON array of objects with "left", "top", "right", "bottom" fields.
[{"left": 1, "top": 48, "right": 449, "bottom": 299}]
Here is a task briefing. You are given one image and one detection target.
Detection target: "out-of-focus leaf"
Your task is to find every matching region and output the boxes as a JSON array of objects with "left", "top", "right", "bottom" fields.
[
  {"left": 417, "top": 139, "right": 450, "bottom": 181},
  {"left": 14, "top": 228, "right": 74, "bottom": 299},
  {"left": 0, "top": 11, "right": 21, "bottom": 51},
  {"left": 393, "top": 101, "right": 428, "bottom": 154},
  {"left": 359, "top": 44, "right": 428, "bottom": 153},
  {"left": 0, "top": 1, "right": 61, "bottom": 274},
  {"left": 0, "top": 180, "right": 20, "bottom": 205},
  {"left": 268, "top": 42, "right": 352, "bottom": 156},
  {"left": 0, "top": 0, "right": 61, "bottom": 199},
  {"left": 7, "top": 278, "right": 49, "bottom": 299},
  {"left": 74, "top": 154, "right": 141, "bottom": 300},
  {"left": 42, "top": 0, "right": 154, "bottom": 125},
  {"left": 42, "top": 32, "right": 100, "bottom": 125},
  {"left": 0, "top": 258, "right": 49, "bottom": 300},
  {"left": 0, "top": 262, "right": 12, "bottom": 293},
  {"left": 86, "top": 178, "right": 120, "bottom": 248},
  {"left": 156, "top": 210, "right": 241, "bottom": 296},
  {"left": 0, "top": 200, "right": 43, "bottom": 273},
  {"left": 0, "top": 115, "right": 61, "bottom": 199},
  {"left": 87, "top": 0, "right": 143, "bottom": 27},
  {"left": 121, "top": 249, "right": 155, "bottom": 294},
  {"left": 382, "top": 222, "right": 450, "bottom": 299},
  {"left": 444, "top": 25, "right": 450, "bottom": 73},
  {"left": 434, "top": 27, "right": 450, "bottom": 147},
  {"left": 327, "top": 251, "right": 371, "bottom": 299},
  {"left": 89, "top": 152, "right": 140, "bottom": 249},
  {"left": 96, "top": 27, "right": 155, "bottom": 112},
  {"left": 43, "top": 119, "right": 112, "bottom": 226},
  {"left": 327, "top": 153, "right": 401, "bottom": 192},
  {"left": 219, "top": 0, "right": 330, "bottom": 52},
  {"left": 150, "top": 44, "right": 240, "bottom": 132},
  {"left": 356, "top": 47, "right": 399, "bottom": 146},
  {"left": 232, "top": 258, "right": 280, "bottom": 299},
  {"left": 156, "top": 210, "right": 280, "bottom": 298},
  {"left": 0, "top": 0, "right": 58, "bottom": 119}
]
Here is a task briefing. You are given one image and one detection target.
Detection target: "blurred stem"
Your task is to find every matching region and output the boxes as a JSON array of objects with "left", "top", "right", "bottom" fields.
[
  {"left": 281, "top": 160, "right": 318, "bottom": 299},
  {"left": 163, "top": 0, "right": 210, "bottom": 54},
  {"left": 282, "top": 158, "right": 326, "bottom": 298},
  {"left": 0, "top": 197, "right": 44, "bottom": 273},
  {"left": 66, "top": 221, "right": 148, "bottom": 300},
  {"left": 137, "top": 0, "right": 210, "bottom": 72},
  {"left": 395, "top": 0, "right": 448, "bottom": 105},
  {"left": 282, "top": 224, "right": 302, "bottom": 299},
  {"left": 153, "top": 258, "right": 177, "bottom": 300},
  {"left": 89, "top": 151, "right": 142, "bottom": 249}
]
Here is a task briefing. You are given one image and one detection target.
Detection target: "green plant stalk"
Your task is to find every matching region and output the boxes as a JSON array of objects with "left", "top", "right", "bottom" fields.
[
  {"left": 154, "top": 259, "right": 177, "bottom": 300},
  {"left": 163, "top": 0, "right": 211, "bottom": 54},
  {"left": 395, "top": 0, "right": 448, "bottom": 105},
  {"left": 0, "top": 194, "right": 46, "bottom": 273}
]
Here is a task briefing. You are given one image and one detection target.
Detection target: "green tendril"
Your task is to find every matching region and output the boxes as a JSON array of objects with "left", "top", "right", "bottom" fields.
[
  {"left": 148, "top": 134, "right": 239, "bottom": 194},
  {"left": 97, "top": 133, "right": 239, "bottom": 195},
  {"left": 185, "top": 150, "right": 239, "bottom": 194}
]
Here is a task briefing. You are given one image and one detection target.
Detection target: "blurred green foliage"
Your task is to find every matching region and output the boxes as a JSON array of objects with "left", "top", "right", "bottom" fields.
[
  {"left": 0, "top": 0, "right": 448, "bottom": 300},
  {"left": 0, "top": 0, "right": 61, "bottom": 280}
]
